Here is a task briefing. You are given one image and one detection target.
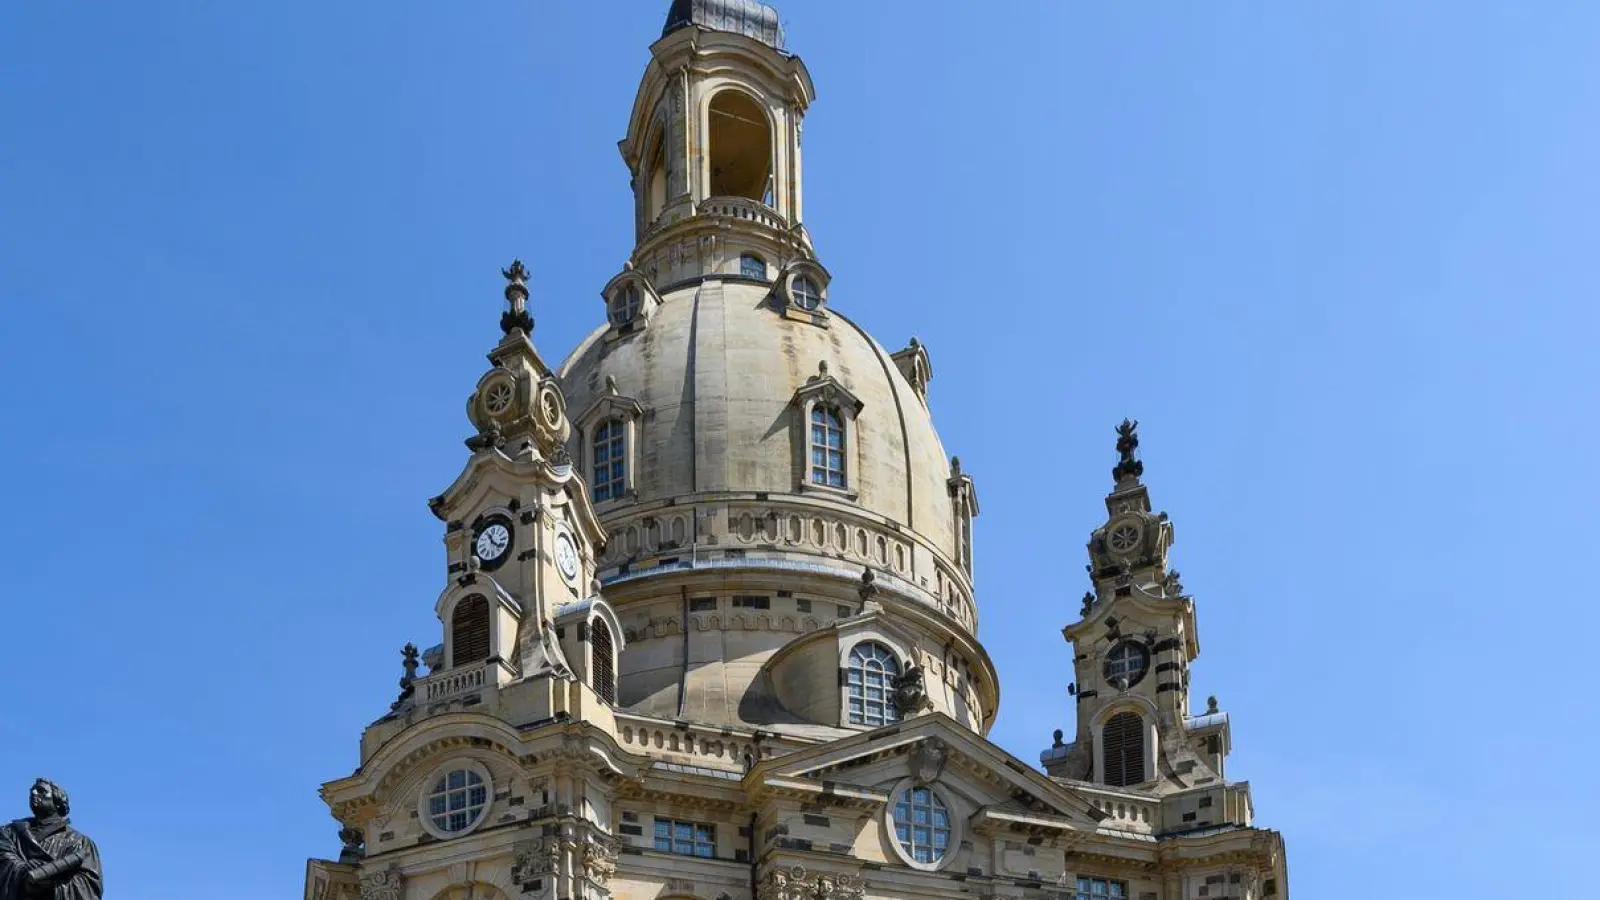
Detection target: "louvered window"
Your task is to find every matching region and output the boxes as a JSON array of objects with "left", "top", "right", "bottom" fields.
[
  {"left": 591, "top": 618, "right": 616, "bottom": 704},
  {"left": 1102, "top": 712, "right": 1146, "bottom": 787},
  {"left": 451, "top": 595, "right": 491, "bottom": 666}
]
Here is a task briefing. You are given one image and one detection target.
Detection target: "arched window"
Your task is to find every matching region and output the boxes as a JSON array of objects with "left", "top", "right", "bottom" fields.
[
  {"left": 591, "top": 618, "right": 616, "bottom": 704},
  {"left": 647, "top": 137, "right": 668, "bottom": 223},
  {"left": 1102, "top": 712, "right": 1146, "bottom": 787},
  {"left": 708, "top": 90, "right": 771, "bottom": 201},
  {"left": 810, "top": 406, "right": 845, "bottom": 488},
  {"left": 847, "top": 642, "right": 901, "bottom": 727},
  {"left": 739, "top": 253, "right": 767, "bottom": 280},
  {"left": 451, "top": 595, "right": 490, "bottom": 667},
  {"left": 592, "top": 419, "right": 626, "bottom": 501},
  {"left": 791, "top": 275, "right": 822, "bottom": 310},
  {"left": 609, "top": 285, "right": 641, "bottom": 327}
]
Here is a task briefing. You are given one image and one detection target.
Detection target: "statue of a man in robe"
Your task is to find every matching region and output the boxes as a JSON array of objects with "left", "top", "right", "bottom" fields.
[{"left": 0, "top": 780, "right": 102, "bottom": 900}]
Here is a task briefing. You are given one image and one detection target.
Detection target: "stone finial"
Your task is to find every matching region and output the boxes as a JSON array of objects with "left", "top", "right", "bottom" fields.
[
  {"left": 390, "top": 643, "right": 420, "bottom": 712},
  {"left": 500, "top": 258, "right": 534, "bottom": 335},
  {"left": 1080, "top": 591, "right": 1095, "bottom": 617},
  {"left": 817, "top": 360, "right": 829, "bottom": 378},
  {"left": 604, "top": 374, "right": 619, "bottom": 395},
  {"left": 950, "top": 455, "right": 962, "bottom": 478},
  {"left": 1206, "top": 695, "right": 1219, "bottom": 714},
  {"left": 1052, "top": 728, "right": 1065, "bottom": 748},
  {"left": 1112, "top": 418, "right": 1144, "bottom": 484}
]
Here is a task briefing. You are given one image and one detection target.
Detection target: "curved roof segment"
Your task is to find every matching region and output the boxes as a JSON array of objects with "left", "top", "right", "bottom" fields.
[{"left": 662, "top": 0, "right": 786, "bottom": 50}]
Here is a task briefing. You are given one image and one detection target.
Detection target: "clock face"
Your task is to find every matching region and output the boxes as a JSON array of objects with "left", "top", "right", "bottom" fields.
[
  {"left": 475, "top": 522, "right": 512, "bottom": 568},
  {"left": 554, "top": 532, "right": 580, "bottom": 582}
]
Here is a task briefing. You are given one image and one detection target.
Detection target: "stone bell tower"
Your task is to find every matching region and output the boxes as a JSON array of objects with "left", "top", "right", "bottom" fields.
[
  {"left": 1042, "top": 421, "right": 1234, "bottom": 797},
  {"left": 617, "top": 0, "right": 817, "bottom": 288}
]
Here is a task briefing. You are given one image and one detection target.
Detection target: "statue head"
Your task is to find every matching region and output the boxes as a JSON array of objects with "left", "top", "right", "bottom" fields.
[{"left": 29, "top": 779, "right": 68, "bottom": 818}]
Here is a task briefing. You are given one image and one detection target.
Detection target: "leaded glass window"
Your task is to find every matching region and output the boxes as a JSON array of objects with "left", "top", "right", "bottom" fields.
[
  {"left": 810, "top": 406, "right": 845, "bottom": 488},
  {"left": 592, "top": 419, "right": 626, "bottom": 501},
  {"left": 892, "top": 786, "right": 951, "bottom": 865},
  {"left": 847, "top": 642, "right": 900, "bottom": 727},
  {"left": 425, "top": 768, "right": 488, "bottom": 835}
]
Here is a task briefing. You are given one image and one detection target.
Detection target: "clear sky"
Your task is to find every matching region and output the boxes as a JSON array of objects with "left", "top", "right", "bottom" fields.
[{"left": 2, "top": 2, "right": 1596, "bottom": 898}]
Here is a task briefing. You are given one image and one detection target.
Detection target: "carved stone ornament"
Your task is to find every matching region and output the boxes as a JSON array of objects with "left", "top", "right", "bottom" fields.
[
  {"left": 757, "top": 866, "right": 866, "bottom": 900},
  {"left": 1111, "top": 418, "right": 1144, "bottom": 483},
  {"left": 891, "top": 664, "right": 929, "bottom": 718},
  {"left": 908, "top": 739, "right": 948, "bottom": 786},
  {"left": 358, "top": 866, "right": 403, "bottom": 900},
  {"left": 581, "top": 837, "right": 619, "bottom": 885}
]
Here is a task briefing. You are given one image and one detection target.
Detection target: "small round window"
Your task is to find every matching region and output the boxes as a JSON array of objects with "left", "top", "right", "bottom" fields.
[
  {"left": 1103, "top": 640, "right": 1150, "bottom": 690},
  {"left": 609, "top": 285, "right": 641, "bottom": 326},
  {"left": 791, "top": 275, "right": 822, "bottom": 310},
  {"left": 892, "top": 786, "right": 951, "bottom": 866},
  {"left": 422, "top": 764, "right": 490, "bottom": 837}
]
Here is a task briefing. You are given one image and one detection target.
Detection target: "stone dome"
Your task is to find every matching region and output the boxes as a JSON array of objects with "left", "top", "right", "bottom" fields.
[{"left": 558, "top": 277, "right": 974, "bottom": 623}]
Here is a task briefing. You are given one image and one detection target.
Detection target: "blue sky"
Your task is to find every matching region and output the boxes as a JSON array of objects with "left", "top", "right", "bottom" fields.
[{"left": 2, "top": 2, "right": 1596, "bottom": 898}]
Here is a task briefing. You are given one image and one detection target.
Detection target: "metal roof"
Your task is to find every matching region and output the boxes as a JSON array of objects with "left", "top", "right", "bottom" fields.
[{"left": 663, "top": 0, "right": 785, "bottom": 50}]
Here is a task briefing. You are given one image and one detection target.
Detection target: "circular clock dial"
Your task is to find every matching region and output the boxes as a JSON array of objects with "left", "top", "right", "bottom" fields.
[
  {"left": 475, "top": 523, "right": 511, "bottom": 564},
  {"left": 554, "top": 532, "right": 580, "bottom": 582}
]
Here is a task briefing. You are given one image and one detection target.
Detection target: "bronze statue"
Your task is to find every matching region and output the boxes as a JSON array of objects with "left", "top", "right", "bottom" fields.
[{"left": 0, "top": 780, "right": 102, "bottom": 900}]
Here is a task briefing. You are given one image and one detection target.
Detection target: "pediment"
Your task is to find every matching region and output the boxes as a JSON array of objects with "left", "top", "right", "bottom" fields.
[{"left": 752, "top": 714, "right": 1106, "bottom": 832}]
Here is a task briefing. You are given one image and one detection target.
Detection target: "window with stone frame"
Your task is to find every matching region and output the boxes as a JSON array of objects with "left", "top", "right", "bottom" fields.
[
  {"left": 1076, "top": 876, "right": 1127, "bottom": 900},
  {"left": 847, "top": 641, "right": 901, "bottom": 727},
  {"left": 592, "top": 419, "right": 627, "bottom": 501},
  {"left": 810, "top": 405, "right": 846, "bottom": 488},
  {"left": 451, "top": 595, "right": 491, "bottom": 666},
  {"left": 1102, "top": 712, "right": 1146, "bottom": 787},
  {"left": 653, "top": 818, "right": 715, "bottom": 858},
  {"left": 608, "top": 284, "right": 641, "bottom": 327},
  {"left": 739, "top": 252, "right": 767, "bottom": 280}
]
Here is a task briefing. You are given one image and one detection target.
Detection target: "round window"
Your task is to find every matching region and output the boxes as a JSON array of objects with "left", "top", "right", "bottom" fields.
[
  {"left": 420, "top": 763, "right": 491, "bottom": 838},
  {"left": 891, "top": 785, "right": 951, "bottom": 866},
  {"left": 791, "top": 276, "right": 822, "bottom": 310},
  {"left": 1103, "top": 640, "right": 1150, "bottom": 690}
]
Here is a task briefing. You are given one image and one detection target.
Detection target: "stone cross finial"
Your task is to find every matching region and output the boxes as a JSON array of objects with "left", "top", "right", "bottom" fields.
[
  {"left": 1112, "top": 418, "right": 1144, "bottom": 483},
  {"left": 500, "top": 258, "right": 534, "bottom": 335}
]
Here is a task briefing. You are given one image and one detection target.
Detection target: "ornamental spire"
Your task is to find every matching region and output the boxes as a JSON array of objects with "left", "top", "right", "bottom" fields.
[
  {"left": 500, "top": 259, "right": 533, "bottom": 335},
  {"left": 1111, "top": 418, "right": 1144, "bottom": 485}
]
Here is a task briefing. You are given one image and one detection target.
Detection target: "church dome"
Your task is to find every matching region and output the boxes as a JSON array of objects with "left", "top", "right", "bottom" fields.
[
  {"left": 558, "top": 277, "right": 974, "bottom": 626},
  {"left": 662, "top": 0, "right": 786, "bottom": 50}
]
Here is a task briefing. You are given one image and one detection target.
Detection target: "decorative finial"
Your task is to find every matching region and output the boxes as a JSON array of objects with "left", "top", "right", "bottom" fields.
[
  {"left": 950, "top": 455, "right": 962, "bottom": 477},
  {"left": 1112, "top": 418, "right": 1144, "bottom": 484},
  {"left": 500, "top": 258, "right": 534, "bottom": 335},
  {"left": 1052, "top": 728, "right": 1065, "bottom": 748},
  {"left": 389, "top": 643, "right": 420, "bottom": 712},
  {"left": 818, "top": 360, "right": 829, "bottom": 378},
  {"left": 1080, "top": 591, "right": 1095, "bottom": 617},
  {"left": 605, "top": 374, "right": 619, "bottom": 395},
  {"left": 1206, "top": 695, "right": 1219, "bottom": 714}
]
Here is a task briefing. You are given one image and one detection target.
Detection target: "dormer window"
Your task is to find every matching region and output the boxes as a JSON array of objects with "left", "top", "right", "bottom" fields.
[
  {"left": 792, "top": 276, "right": 821, "bottom": 310},
  {"left": 740, "top": 253, "right": 767, "bottom": 280},
  {"left": 810, "top": 406, "right": 846, "bottom": 488},
  {"left": 609, "top": 285, "right": 641, "bottom": 326},
  {"left": 847, "top": 641, "right": 901, "bottom": 727}
]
